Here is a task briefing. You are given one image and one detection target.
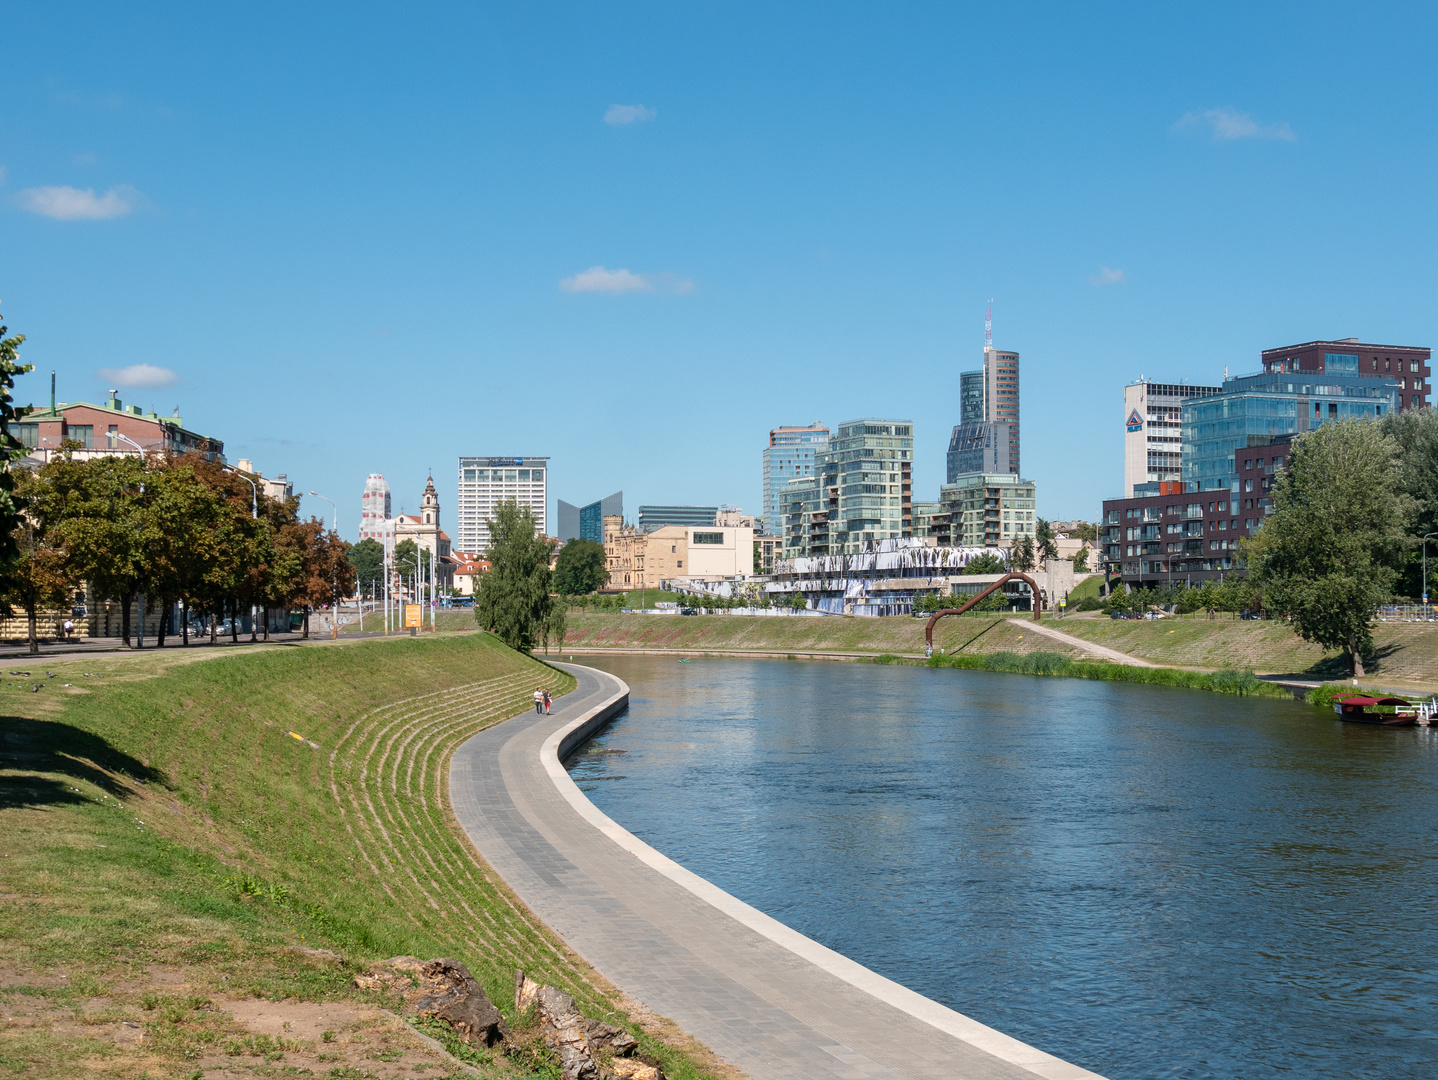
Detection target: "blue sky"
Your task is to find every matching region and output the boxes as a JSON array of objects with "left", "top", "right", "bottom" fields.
[{"left": 3, "top": 2, "right": 1436, "bottom": 537}]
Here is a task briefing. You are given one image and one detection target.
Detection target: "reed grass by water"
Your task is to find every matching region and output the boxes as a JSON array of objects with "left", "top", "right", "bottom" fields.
[{"left": 922, "top": 649, "right": 1291, "bottom": 698}]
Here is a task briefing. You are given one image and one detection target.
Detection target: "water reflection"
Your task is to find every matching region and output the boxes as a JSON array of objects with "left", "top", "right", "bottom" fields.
[{"left": 567, "top": 655, "right": 1438, "bottom": 1080}]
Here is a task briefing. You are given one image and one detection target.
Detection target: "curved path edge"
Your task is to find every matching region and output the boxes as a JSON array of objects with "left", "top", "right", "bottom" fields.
[{"left": 450, "top": 661, "right": 1107, "bottom": 1080}]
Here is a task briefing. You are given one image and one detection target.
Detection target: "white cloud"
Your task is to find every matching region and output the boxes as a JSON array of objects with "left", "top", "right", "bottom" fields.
[
  {"left": 17, "top": 184, "right": 138, "bottom": 220},
  {"left": 559, "top": 265, "right": 693, "bottom": 295},
  {"left": 1090, "top": 266, "right": 1125, "bottom": 286},
  {"left": 1175, "top": 108, "right": 1295, "bottom": 142},
  {"left": 96, "top": 363, "right": 179, "bottom": 388},
  {"left": 604, "top": 104, "right": 657, "bottom": 125}
]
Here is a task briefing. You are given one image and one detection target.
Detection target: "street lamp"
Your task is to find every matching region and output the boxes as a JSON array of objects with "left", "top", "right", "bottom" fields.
[
  {"left": 1423, "top": 532, "right": 1438, "bottom": 616},
  {"left": 223, "top": 466, "right": 258, "bottom": 518},
  {"left": 113, "top": 431, "right": 148, "bottom": 460},
  {"left": 309, "top": 492, "right": 340, "bottom": 639}
]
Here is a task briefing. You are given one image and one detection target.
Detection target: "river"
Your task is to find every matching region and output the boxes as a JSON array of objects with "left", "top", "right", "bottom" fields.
[{"left": 565, "top": 654, "right": 1438, "bottom": 1079}]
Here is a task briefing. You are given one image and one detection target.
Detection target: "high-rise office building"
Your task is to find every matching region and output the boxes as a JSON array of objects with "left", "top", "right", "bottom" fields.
[
  {"left": 1122, "top": 380, "right": 1221, "bottom": 496},
  {"left": 781, "top": 419, "right": 913, "bottom": 557},
  {"left": 557, "top": 492, "right": 622, "bottom": 544},
  {"left": 983, "top": 347, "right": 1021, "bottom": 475},
  {"left": 946, "top": 421, "right": 1014, "bottom": 482},
  {"left": 763, "top": 422, "right": 829, "bottom": 529},
  {"left": 637, "top": 505, "right": 718, "bottom": 532},
  {"left": 959, "top": 370, "right": 985, "bottom": 425},
  {"left": 456, "top": 456, "right": 548, "bottom": 554},
  {"left": 1182, "top": 370, "right": 1400, "bottom": 493}
]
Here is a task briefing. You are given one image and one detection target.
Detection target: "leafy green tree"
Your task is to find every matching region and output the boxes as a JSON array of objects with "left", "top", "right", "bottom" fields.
[
  {"left": 474, "top": 500, "right": 564, "bottom": 652},
  {"left": 4, "top": 468, "right": 76, "bottom": 653},
  {"left": 1244, "top": 419, "right": 1411, "bottom": 676},
  {"left": 43, "top": 453, "right": 155, "bottom": 646},
  {"left": 1035, "top": 518, "right": 1058, "bottom": 562},
  {"left": 348, "top": 538, "right": 386, "bottom": 597},
  {"left": 552, "top": 538, "right": 608, "bottom": 595},
  {"left": 963, "top": 552, "right": 1006, "bottom": 575},
  {"left": 788, "top": 590, "right": 807, "bottom": 611},
  {"left": 1072, "top": 546, "right": 1090, "bottom": 573},
  {"left": 394, "top": 539, "right": 420, "bottom": 583},
  {"left": 0, "top": 323, "right": 34, "bottom": 580},
  {"left": 1380, "top": 407, "right": 1438, "bottom": 596},
  {"left": 1069, "top": 521, "right": 1098, "bottom": 542},
  {"left": 1009, "top": 535, "right": 1036, "bottom": 573}
]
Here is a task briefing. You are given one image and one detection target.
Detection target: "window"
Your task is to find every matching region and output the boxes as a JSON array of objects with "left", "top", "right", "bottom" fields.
[
  {"left": 107, "top": 424, "right": 118, "bottom": 445},
  {"left": 693, "top": 531, "right": 724, "bottom": 545},
  {"left": 1412, "top": 361, "right": 1420, "bottom": 373},
  {"left": 518, "top": 469, "right": 530, "bottom": 481},
  {"left": 676, "top": 560, "right": 682, "bottom": 568},
  {"left": 11, "top": 423, "right": 37, "bottom": 448},
  {"left": 670, "top": 545, "right": 676, "bottom": 553},
  {"left": 1244, "top": 479, "right": 1253, "bottom": 492},
  {"left": 1328, "top": 403, "right": 1338, "bottom": 419},
  {"left": 1243, "top": 459, "right": 1252, "bottom": 470},
  {"left": 67, "top": 424, "right": 93, "bottom": 448},
  {"left": 1324, "top": 352, "right": 1359, "bottom": 374}
]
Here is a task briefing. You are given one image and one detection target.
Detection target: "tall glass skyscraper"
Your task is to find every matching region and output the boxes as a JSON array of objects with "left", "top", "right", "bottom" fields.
[{"left": 763, "top": 423, "right": 829, "bottom": 530}]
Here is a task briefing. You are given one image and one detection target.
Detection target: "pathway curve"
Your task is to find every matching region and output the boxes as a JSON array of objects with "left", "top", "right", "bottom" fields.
[
  {"left": 1021, "top": 621, "right": 1158, "bottom": 666},
  {"left": 450, "top": 662, "right": 1106, "bottom": 1080}
]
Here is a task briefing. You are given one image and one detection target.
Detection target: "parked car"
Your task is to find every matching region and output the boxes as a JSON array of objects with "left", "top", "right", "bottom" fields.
[{"left": 1240, "top": 610, "right": 1262, "bottom": 620}]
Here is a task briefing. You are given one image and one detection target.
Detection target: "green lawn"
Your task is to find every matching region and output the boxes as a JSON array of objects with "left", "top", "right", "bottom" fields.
[{"left": 0, "top": 635, "right": 723, "bottom": 1080}]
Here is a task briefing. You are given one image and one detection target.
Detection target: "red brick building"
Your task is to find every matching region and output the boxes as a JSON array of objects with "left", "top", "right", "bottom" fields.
[
  {"left": 15, "top": 393, "right": 223, "bottom": 462},
  {"left": 1260, "top": 339, "right": 1429, "bottom": 412}
]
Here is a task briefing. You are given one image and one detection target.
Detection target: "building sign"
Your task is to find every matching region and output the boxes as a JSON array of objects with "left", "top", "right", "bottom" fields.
[
  {"left": 404, "top": 604, "right": 422, "bottom": 628},
  {"left": 1126, "top": 409, "right": 1144, "bottom": 432},
  {"left": 483, "top": 457, "right": 524, "bottom": 466}
]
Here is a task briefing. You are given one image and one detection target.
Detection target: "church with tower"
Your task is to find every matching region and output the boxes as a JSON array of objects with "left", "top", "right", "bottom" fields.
[{"left": 361, "top": 473, "right": 455, "bottom": 592}]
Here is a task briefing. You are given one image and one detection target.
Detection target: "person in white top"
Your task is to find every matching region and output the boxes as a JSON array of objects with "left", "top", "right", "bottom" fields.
[{"left": 533, "top": 687, "right": 544, "bottom": 714}]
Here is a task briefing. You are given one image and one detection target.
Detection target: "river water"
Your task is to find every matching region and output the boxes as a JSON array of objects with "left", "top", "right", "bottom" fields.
[{"left": 565, "top": 655, "right": 1438, "bottom": 1080}]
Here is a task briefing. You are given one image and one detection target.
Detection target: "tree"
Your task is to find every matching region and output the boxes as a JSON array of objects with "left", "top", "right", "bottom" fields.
[
  {"left": 4, "top": 468, "right": 76, "bottom": 653},
  {"left": 1244, "top": 419, "right": 1411, "bottom": 676},
  {"left": 394, "top": 539, "right": 420, "bottom": 583},
  {"left": 789, "top": 590, "right": 807, "bottom": 611},
  {"left": 1069, "top": 521, "right": 1098, "bottom": 542},
  {"left": 1035, "top": 518, "right": 1058, "bottom": 562},
  {"left": 1380, "top": 407, "right": 1438, "bottom": 596},
  {"left": 963, "top": 552, "right": 1006, "bottom": 575},
  {"left": 1072, "top": 546, "right": 1090, "bottom": 573},
  {"left": 552, "top": 538, "right": 608, "bottom": 595},
  {"left": 474, "top": 500, "right": 564, "bottom": 652},
  {"left": 0, "top": 322, "right": 34, "bottom": 581},
  {"left": 295, "top": 521, "right": 350, "bottom": 639},
  {"left": 348, "top": 538, "right": 386, "bottom": 597},
  {"left": 1009, "top": 535, "right": 1036, "bottom": 573}
]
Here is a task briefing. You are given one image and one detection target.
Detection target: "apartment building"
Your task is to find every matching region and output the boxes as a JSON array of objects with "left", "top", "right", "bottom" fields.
[
  {"left": 1123, "top": 379, "right": 1221, "bottom": 496},
  {"left": 763, "top": 422, "right": 829, "bottom": 528},
  {"left": 781, "top": 418, "right": 913, "bottom": 558},
  {"left": 925, "top": 473, "right": 1037, "bottom": 548}
]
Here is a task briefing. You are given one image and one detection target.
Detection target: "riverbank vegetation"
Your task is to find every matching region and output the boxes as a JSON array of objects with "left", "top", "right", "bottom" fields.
[
  {"left": 0, "top": 634, "right": 720, "bottom": 1079},
  {"left": 923, "top": 649, "right": 1291, "bottom": 698}
]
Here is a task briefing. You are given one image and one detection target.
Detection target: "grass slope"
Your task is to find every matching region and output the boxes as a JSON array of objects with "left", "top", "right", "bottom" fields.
[
  {"left": 558, "top": 611, "right": 1063, "bottom": 657},
  {"left": 0, "top": 636, "right": 721, "bottom": 1080}
]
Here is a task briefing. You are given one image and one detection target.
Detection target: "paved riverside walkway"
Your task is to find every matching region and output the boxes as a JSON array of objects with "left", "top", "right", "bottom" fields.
[{"left": 450, "top": 663, "right": 1105, "bottom": 1080}]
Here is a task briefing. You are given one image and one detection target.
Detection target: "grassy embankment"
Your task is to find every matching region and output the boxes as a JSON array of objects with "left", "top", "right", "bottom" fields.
[{"left": 0, "top": 635, "right": 723, "bottom": 1080}]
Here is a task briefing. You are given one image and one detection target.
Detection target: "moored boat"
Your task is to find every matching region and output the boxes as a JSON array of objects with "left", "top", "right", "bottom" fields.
[{"left": 1333, "top": 695, "right": 1420, "bottom": 726}]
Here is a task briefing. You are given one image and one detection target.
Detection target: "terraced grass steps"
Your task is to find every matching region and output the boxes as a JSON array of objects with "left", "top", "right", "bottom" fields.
[{"left": 0, "top": 634, "right": 723, "bottom": 1079}]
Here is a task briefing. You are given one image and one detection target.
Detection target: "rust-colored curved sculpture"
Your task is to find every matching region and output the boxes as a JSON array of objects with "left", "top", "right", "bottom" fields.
[{"left": 924, "top": 572, "right": 1042, "bottom": 648}]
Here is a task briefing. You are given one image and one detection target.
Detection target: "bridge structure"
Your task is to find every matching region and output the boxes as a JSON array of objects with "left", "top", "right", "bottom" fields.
[{"left": 924, "top": 571, "right": 1042, "bottom": 648}]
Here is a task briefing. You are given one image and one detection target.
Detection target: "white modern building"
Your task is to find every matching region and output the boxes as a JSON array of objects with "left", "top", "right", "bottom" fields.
[
  {"left": 1122, "top": 379, "right": 1221, "bottom": 496},
  {"left": 359, "top": 473, "right": 395, "bottom": 550},
  {"left": 457, "top": 456, "right": 549, "bottom": 554}
]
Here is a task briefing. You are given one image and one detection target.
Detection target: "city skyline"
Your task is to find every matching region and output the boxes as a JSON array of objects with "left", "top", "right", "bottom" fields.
[{"left": 5, "top": 5, "right": 1437, "bottom": 529}]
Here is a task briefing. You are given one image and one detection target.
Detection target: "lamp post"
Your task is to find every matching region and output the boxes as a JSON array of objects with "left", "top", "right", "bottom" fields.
[
  {"left": 308, "top": 492, "right": 340, "bottom": 639},
  {"left": 1423, "top": 532, "right": 1438, "bottom": 616}
]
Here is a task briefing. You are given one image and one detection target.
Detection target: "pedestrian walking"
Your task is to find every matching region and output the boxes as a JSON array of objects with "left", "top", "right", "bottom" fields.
[
  {"left": 533, "top": 687, "right": 543, "bottom": 714},
  {"left": 542, "top": 688, "right": 551, "bottom": 715}
]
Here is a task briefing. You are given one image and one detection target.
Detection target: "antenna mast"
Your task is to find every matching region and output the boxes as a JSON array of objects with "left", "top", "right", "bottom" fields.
[{"left": 984, "top": 299, "right": 992, "bottom": 350}]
